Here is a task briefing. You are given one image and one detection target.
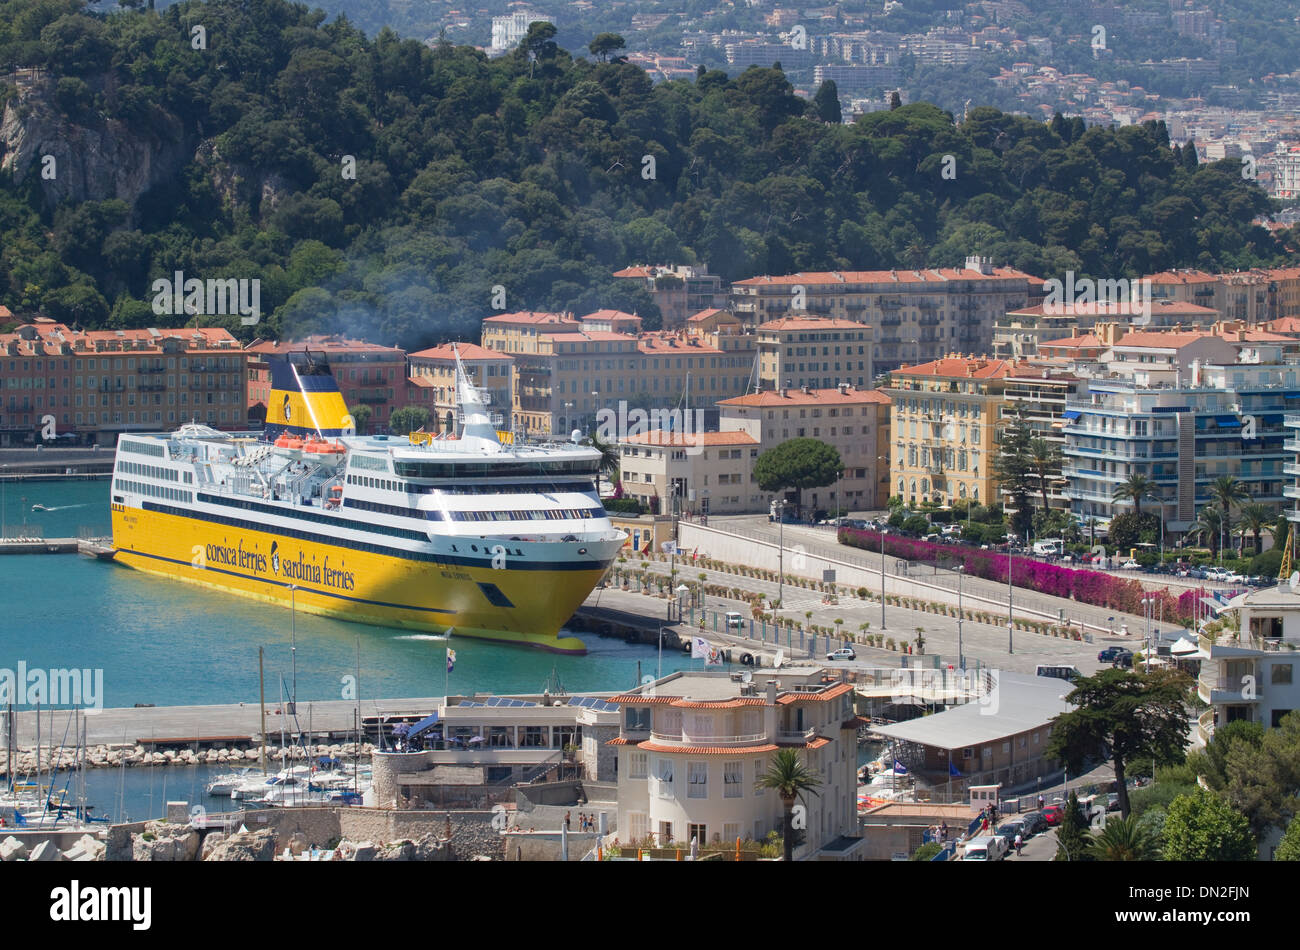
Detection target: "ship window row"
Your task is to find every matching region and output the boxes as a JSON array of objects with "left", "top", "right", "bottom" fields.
[
  {"left": 344, "top": 498, "right": 444, "bottom": 522},
  {"left": 392, "top": 459, "right": 600, "bottom": 479},
  {"left": 347, "top": 474, "right": 412, "bottom": 493},
  {"left": 145, "top": 502, "right": 453, "bottom": 564},
  {"left": 448, "top": 508, "right": 602, "bottom": 523},
  {"left": 119, "top": 460, "right": 181, "bottom": 482},
  {"left": 197, "top": 492, "right": 429, "bottom": 542},
  {"left": 119, "top": 438, "right": 165, "bottom": 458},
  {"left": 425, "top": 481, "right": 595, "bottom": 496},
  {"left": 115, "top": 479, "right": 192, "bottom": 504}
]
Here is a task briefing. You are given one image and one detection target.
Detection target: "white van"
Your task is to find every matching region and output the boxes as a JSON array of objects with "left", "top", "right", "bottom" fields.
[
  {"left": 1032, "top": 539, "right": 1063, "bottom": 556},
  {"left": 962, "top": 835, "right": 1007, "bottom": 862},
  {"left": 724, "top": 611, "right": 744, "bottom": 629}
]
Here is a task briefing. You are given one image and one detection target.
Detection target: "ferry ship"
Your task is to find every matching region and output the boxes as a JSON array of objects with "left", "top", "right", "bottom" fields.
[{"left": 108, "top": 348, "right": 625, "bottom": 653}]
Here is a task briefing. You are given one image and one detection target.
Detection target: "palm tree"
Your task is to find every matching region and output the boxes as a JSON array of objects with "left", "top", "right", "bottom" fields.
[
  {"left": 1237, "top": 503, "right": 1274, "bottom": 557},
  {"left": 755, "top": 748, "right": 822, "bottom": 862},
  {"left": 1111, "top": 473, "right": 1159, "bottom": 518},
  {"left": 1192, "top": 505, "right": 1225, "bottom": 559},
  {"left": 586, "top": 431, "right": 620, "bottom": 476},
  {"left": 1086, "top": 815, "right": 1158, "bottom": 861},
  {"left": 1209, "top": 475, "right": 1251, "bottom": 523},
  {"left": 1026, "top": 438, "right": 1060, "bottom": 514}
]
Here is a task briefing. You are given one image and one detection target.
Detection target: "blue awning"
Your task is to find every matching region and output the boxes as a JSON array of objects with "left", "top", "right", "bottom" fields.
[
  {"left": 1062, "top": 410, "right": 1082, "bottom": 420},
  {"left": 408, "top": 712, "right": 440, "bottom": 739},
  {"left": 1216, "top": 415, "right": 1242, "bottom": 427}
]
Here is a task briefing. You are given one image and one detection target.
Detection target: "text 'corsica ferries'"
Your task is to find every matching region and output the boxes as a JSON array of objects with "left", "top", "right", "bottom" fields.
[{"left": 109, "top": 347, "right": 625, "bottom": 653}]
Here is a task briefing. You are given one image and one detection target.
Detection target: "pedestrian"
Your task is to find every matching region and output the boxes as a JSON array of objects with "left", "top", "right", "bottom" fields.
[
  {"left": 564, "top": 811, "right": 571, "bottom": 831},
  {"left": 1038, "top": 794, "right": 1044, "bottom": 810},
  {"left": 940, "top": 821, "right": 948, "bottom": 842},
  {"left": 980, "top": 815, "right": 989, "bottom": 833},
  {"left": 1014, "top": 832, "right": 1023, "bottom": 857}
]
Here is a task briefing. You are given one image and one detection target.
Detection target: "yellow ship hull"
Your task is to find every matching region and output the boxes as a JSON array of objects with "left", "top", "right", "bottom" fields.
[{"left": 111, "top": 504, "right": 604, "bottom": 654}]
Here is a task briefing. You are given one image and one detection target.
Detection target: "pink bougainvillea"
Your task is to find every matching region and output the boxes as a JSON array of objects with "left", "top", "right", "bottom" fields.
[{"left": 838, "top": 528, "right": 1191, "bottom": 625}]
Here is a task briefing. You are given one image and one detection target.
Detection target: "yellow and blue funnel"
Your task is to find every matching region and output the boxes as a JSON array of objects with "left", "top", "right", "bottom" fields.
[{"left": 262, "top": 354, "right": 353, "bottom": 440}]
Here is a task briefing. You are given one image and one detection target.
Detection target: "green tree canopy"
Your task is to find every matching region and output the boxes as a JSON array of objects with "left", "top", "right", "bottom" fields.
[
  {"left": 388, "top": 405, "right": 431, "bottom": 436},
  {"left": 1162, "top": 789, "right": 1256, "bottom": 862},
  {"left": 754, "top": 438, "right": 843, "bottom": 496},
  {"left": 1047, "top": 668, "right": 1192, "bottom": 819}
]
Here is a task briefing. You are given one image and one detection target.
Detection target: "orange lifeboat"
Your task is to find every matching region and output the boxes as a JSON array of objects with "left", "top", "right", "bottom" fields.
[
  {"left": 275, "top": 434, "right": 291, "bottom": 448},
  {"left": 285, "top": 437, "right": 304, "bottom": 450}
]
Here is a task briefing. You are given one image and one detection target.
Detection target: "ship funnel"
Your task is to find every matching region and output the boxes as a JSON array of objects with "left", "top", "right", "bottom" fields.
[{"left": 454, "top": 344, "right": 503, "bottom": 451}]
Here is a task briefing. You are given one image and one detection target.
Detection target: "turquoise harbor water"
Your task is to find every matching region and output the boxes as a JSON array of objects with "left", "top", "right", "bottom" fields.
[{"left": 0, "top": 481, "right": 688, "bottom": 709}]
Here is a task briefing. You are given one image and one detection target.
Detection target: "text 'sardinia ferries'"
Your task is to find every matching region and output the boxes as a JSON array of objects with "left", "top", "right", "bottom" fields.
[{"left": 109, "top": 347, "right": 625, "bottom": 653}]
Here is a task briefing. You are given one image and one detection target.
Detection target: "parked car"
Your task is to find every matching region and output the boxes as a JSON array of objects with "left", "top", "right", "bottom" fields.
[
  {"left": 995, "top": 820, "right": 1026, "bottom": 850},
  {"left": 724, "top": 611, "right": 744, "bottom": 629},
  {"left": 826, "top": 647, "right": 857, "bottom": 661},
  {"left": 1119, "top": 560, "right": 1141, "bottom": 571},
  {"left": 1106, "top": 793, "right": 1122, "bottom": 812},
  {"left": 1020, "top": 812, "right": 1049, "bottom": 836},
  {"left": 1112, "top": 653, "right": 1134, "bottom": 669},
  {"left": 1041, "top": 804, "right": 1064, "bottom": 826},
  {"left": 962, "top": 835, "right": 1008, "bottom": 861},
  {"left": 1098, "top": 646, "right": 1133, "bottom": 663}
]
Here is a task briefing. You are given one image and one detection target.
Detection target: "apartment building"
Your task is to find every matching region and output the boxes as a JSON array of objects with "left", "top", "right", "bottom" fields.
[
  {"left": 732, "top": 257, "right": 1035, "bottom": 375},
  {"left": 610, "top": 669, "right": 863, "bottom": 859},
  {"left": 718, "top": 384, "right": 893, "bottom": 512},
  {"left": 1146, "top": 267, "right": 1300, "bottom": 323},
  {"left": 994, "top": 299, "right": 1220, "bottom": 359},
  {"left": 247, "top": 336, "right": 406, "bottom": 434},
  {"left": 483, "top": 315, "right": 757, "bottom": 438},
  {"left": 489, "top": 10, "right": 553, "bottom": 55},
  {"left": 611, "top": 266, "right": 729, "bottom": 329},
  {"left": 1062, "top": 356, "right": 1294, "bottom": 535},
  {"left": 617, "top": 430, "right": 760, "bottom": 517},
  {"left": 1001, "top": 362, "right": 1087, "bottom": 509},
  {"left": 884, "top": 356, "right": 1021, "bottom": 508},
  {"left": 0, "top": 320, "right": 246, "bottom": 446},
  {"left": 756, "top": 316, "right": 874, "bottom": 391},
  {"left": 406, "top": 343, "right": 514, "bottom": 434}
]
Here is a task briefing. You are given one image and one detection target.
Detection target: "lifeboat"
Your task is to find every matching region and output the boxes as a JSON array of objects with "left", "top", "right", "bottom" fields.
[{"left": 275, "top": 434, "right": 291, "bottom": 448}]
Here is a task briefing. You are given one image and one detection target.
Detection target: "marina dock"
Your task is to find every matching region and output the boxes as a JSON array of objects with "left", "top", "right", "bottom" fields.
[{"left": 0, "top": 537, "right": 113, "bottom": 555}]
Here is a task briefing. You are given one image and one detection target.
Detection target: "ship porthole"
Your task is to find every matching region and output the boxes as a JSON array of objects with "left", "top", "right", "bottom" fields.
[
  {"left": 471, "top": 545, "right": 478, "bottom": 552},
  {"left": 578, "top": 547, "right": 587, "bottom": 555}
]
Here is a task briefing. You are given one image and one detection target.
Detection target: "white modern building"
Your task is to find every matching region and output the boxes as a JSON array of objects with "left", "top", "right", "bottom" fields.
[
  {"left": 490, "top": 11, "right": 553, "bottom": 55},
  {"left": 609, "top": 669, "right": 864, "bottom": 859}
]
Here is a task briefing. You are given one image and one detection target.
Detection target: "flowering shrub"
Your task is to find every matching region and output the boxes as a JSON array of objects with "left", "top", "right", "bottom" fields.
[{"left": 838, "top": 528, "right": 1191, "bottom": 626}]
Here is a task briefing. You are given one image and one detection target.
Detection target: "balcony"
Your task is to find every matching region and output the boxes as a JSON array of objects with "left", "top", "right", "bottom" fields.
[
  {"left": 649, "top": 730, "right": 768, "bottom": 748},
  {"left": 776, "top": 727, "right": 818, "bottom": 744},
  {"left": 1197, "top": 708, "right": 1215, "bottom": 745}
]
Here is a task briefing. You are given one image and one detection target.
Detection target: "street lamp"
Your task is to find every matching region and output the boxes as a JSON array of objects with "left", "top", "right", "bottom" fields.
[
  {"left": 777, "top": 498, "right": 788, "bottom": 607},
  {"left": 1007, "top": 543, "right": 1015, "bottom": 655},
  {"left": 880, "top": 527, "right": 889, "bottom": 632},
  {"left": 956, "top": 564, "right": 965, "bottom": 670},
  {"left": 562, "top": 401, "right": 574, "bottom": 436}
]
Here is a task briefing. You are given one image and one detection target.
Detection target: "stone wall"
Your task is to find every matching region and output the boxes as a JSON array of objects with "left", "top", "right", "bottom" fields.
[
  {"left": 582, "top": 724, "right": 619, "bottom": 782},
  {"left": 502, "top": 831, "right": 602, "bottom": 861}
]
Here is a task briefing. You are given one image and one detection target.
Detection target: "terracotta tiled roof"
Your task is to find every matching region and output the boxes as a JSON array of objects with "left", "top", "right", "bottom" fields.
[
  {"left": 612, "top": 266, "right": 655, "bottom": 278},
  {"left": 668, "top": 698, "right": 768, "bottom": 708},
  {"left": 719, "top": 387, "right": 891, "bottom": 407},
  {"left": 1039, "top": 334, "right": 1103, "bottom": 350},
  {"left": 735, "top": 267, "right": 1033, "bottom": 286},
  {"left": 687, "top": 308, "right": 728, "bottom": 322},
  {"left": 1266, "top": 316, "right": 1300, "bottom": 334},
  {"left": 482, "top": 311, "right": 577, "bottom": 326},
  {"left": 638, "top": 741, "right": 780, "bottom": 756},
  {"left": 1111, "top": 331, "right": 1218, "bottom": 348},
  {"left": 1143, "top": 269, "right": 1219, "bottom": 284},
  {"left": 408, "top": 342, "right": 513, "bottom": 361},
  {"left": 775, "top": 682, "right": 855, "bottom": 704},
  {"left": 580, "top": 309, "right": 640, "bottom": 322},
  {"left": 636, "top": 334, "right": 723, "bottom": 354},
  {"left": 758, "top": 316, "right": 869, "bottom": 331},
  {"left": 892, "top": 357, "right": 1022, "bottom": 379},
  {"left": 621, "top": 430, "right": 758, "bottom": 448}
]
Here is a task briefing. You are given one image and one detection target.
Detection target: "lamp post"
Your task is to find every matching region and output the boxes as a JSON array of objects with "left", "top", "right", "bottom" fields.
[
  {"left": 676, "top": 584, "right": 690, "bottom": 627},
  {"left": 1007, "top": 543, "right": 1014, "bottom": 655},
  {"left": 562, "top": 401, "right": 574, "bottom": 436},
  {"left": 288, "top": 584, "right": 298, "bottom": 715},
  {"left": 880, "top": 527, "right": 889, "bottom": 632},
  {"left": 777, "top": 498, "right": 787, "bottom": 608},
  {"left": 956, "top": 564, "right": 965, "bottom": 670}
]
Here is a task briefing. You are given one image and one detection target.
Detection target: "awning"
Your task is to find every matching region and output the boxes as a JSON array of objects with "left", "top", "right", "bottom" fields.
[
  {"left": 1216, "top": 415, "right": 1242, "bottom": 427},
  {"left": 1062, "top": 410, "right": 1082, "bottom": 420},
  {"left": 407, "top": 712, "right": 440, "bottom": 739}
]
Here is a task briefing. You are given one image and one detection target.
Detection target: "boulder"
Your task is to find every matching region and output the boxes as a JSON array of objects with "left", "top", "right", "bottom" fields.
[
  {"left": 288, "top": 832, "right": 309, "bottom": 857},
  {"left": 62, "top": 834, "right": 106, "bottom": 862},
  {"left": 203, "top": 828, "right": 276, "bottom": 862},
  {"left": 132, "top": 821, "right": 200, "bottom": 861},
  {"left": 412, "top": 833, "right": 445, "bottom": 861},
  {"left": 29, "top": 840, "right": 62, "bottom": 862},
  {"left": 0, "top": 836, "right": 29, "bottom": 861},
  {"left": 199, "top": 832, "right": 226, "bottom": 861},
  {"left": 350, "top": 840, "right": 378, "bottom": 862},
  {"left": 375, "top": 840, "right": 415, "bottom": 861}
]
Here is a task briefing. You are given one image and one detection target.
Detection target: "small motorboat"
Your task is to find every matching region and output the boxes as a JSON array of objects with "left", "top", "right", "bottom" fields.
[{"left": 31, "top": 504, "right": 50, "bottom": 512}]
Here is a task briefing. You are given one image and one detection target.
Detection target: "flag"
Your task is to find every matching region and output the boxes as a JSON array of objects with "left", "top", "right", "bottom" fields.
[
  {"left": 892, "top": 759, "right": 908, "bottom": 775},
  {"left": 446, "top": 648, "right": 456, "bottom": 673},
  {"left": 705, "top": 645, "right": 724, "bottom": 667},
  {"left": 692, "top": 636, "right": 709, "bottom": 659},
  {"left": 949, "top": 762, "right": 962, "bottom": 777}
]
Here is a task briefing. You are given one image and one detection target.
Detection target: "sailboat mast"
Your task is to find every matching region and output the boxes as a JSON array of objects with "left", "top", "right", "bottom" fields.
[
  {"left": 259, "top": 647, "right": 267, "bottom": 775},
  {"left": 354, "top": 632, "right": 360, "bottom": 796}
]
